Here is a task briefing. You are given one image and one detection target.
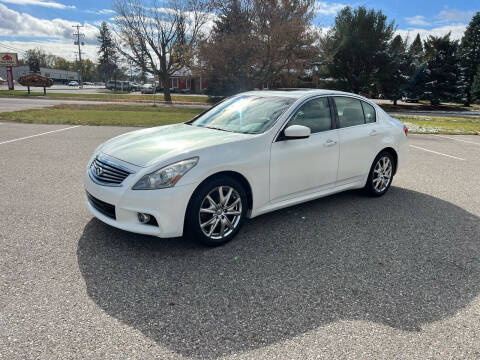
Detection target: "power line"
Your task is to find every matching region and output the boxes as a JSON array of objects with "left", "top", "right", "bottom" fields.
[{"left": 0, "top": 42, "right": 26, "bottom": 53}]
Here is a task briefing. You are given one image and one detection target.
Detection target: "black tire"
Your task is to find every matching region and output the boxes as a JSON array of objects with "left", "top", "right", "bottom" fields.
[
  {"left": 365, "top": 151, "right": 395, "bottom": 197},
  {"left": 185, "top": 175, "right": 248, "bottom": 246}
]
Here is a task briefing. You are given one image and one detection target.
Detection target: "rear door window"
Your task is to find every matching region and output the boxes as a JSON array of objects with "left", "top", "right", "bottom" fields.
[{"left": 334, "top": 97, "right": 365, "bottom": 128}]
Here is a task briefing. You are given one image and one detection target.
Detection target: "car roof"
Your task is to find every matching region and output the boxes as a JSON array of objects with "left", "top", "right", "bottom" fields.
[{"left": 242, "top": 89, "right": 358, "bottom": 99}]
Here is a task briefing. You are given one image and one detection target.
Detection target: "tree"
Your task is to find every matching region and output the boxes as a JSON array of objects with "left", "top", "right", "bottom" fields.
[
  {"left": 321, "top": 6, "right": 395, "bottom": 94},
  {"left": 459, "top": 12, "right": 480, "bottom": 106},
  {"left": 200, "top": 0, "right": 255, "bottom": 96},
  {"left": 23, "top": 49, "right": 56, "bottom": 71},
  {"left": 409, "top": 33, "right": 423, "bottom": 58},
  {"left": 471, "top": 65, "right": 480, "bottom": 102},
  {"left": 97, "top": 21, "right": 118, "bottom": 82},
  {"left": 200, "top": 0, "right": 316, "bottom": 96},
  {"left": 423, "top": 33, "right": 459, "bottom": 105},
  {"left": 81, "top": 59, "right": 98, "bottom": 82},
  {"left": 112, "top": 0, "right": 212, "bottom": 102},
  {"left": 405, "top": 33, "right": 426, "bottom": 100},
  {"left": 251, "top": 0, "right": 316, "bottom": 88},
  {"left": 53, "top": 57, "right": 74, "bottom": 71},
  {"left": 378, "top": 35, "right": 412, "bottom": 105}
]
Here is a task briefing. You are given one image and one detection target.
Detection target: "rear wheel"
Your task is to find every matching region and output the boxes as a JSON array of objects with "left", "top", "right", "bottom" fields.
[
  {"left": 185, "top": 176, "right": 247, "bottom": 246},
  {"left": 365, "top": 151, "right": 395, "bottom": 196}
]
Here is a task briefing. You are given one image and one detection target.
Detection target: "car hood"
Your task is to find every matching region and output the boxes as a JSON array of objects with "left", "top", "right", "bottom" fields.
[{"left": 100, "top": 123, "right": 252, "bottom": 167}]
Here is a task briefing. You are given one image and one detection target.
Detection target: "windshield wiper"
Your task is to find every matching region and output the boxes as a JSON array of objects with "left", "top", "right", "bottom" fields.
[{"left": 202, "top": 126, "right": 236, "bottom": 133}]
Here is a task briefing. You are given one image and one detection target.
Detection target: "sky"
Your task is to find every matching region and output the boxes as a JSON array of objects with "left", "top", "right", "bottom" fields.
[{"left": 0, "top": 0, "right": 477, "bottom": 62}]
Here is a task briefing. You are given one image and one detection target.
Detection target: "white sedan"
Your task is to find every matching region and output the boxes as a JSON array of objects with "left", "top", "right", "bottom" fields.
[{"left": 85, "top": 90, "right": 408, "bottom": 246}]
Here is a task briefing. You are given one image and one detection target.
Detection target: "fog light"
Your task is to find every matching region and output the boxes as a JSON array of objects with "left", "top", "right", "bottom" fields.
[{"left": 137, "top": 213, "right": 151, "bottom": 224}]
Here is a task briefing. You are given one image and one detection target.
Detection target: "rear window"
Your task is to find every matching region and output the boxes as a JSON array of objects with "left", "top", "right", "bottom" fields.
[{"left": 362, "top": 102, "right": 376, "bottom": 123}]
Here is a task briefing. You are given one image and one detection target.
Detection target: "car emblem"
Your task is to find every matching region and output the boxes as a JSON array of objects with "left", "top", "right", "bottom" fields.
[{"left": 95, "top": 167, "right": 103, "bottom": 176}]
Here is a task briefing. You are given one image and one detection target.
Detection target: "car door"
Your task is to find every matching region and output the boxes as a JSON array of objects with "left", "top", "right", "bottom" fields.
[
  {"left": 270, "top": 96, "right": 339, "bottom": 203},
  {"left": 332, "top": 96, "right": 382, "bottom": 185}
]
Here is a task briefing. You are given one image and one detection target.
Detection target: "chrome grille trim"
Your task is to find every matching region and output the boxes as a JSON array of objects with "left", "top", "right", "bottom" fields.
[{"left": 88, "top": 156, "right": 134, "bottom": 187}]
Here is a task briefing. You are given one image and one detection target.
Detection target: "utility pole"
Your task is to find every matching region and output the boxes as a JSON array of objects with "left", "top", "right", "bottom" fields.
[
  {"left": 73, "top": 52, "right": 79, "bottom": 85},
  {"left": 72, "top": 24, "right": 85, "bottom": 89}
]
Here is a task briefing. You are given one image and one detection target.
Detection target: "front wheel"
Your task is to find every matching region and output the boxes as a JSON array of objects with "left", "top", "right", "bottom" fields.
[
  {"left": 185, "top": 176, "right": 247, "bottom": 246},
  {"left": 365, "top": 152, "right": 395, "bottom": 196}
]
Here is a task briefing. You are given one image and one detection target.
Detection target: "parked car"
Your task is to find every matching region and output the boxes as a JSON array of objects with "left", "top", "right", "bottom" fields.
[
  {"left": 106, "top": 80, "right": 131, "bottom": 91},
  {"left": 129, "top": 82, "right": 142, "bottom": 91},
  {"left": 85, "top": 90, "right": 408, "bottom": 246},
  {"left": 68, "top": 81, "right": 79, "bottom": 86},
  {"left": 140, "top": 84, "right": 157, "bottom": 94},
  {"left": 83, "top": 81, "right": 94, "bottom": 86},
  {"left": 401, "top": 93, "right": 420, "bottom": 103}
]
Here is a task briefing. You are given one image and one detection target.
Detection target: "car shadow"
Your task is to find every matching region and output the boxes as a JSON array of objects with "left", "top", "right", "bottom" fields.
[{"left": 77, "top": 187, "right": 480, "bottom": 358}]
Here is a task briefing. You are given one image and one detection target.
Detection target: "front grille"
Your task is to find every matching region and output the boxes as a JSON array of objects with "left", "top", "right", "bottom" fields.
[
  {"left": 87, "top": 192, "right": 116, "bottom": 219},
  {"left": 89, "top": 157, "right": 131, "bottom": 185}
]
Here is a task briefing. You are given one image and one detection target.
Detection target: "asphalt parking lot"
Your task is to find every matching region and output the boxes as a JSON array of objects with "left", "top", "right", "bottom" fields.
[{"left": 1, "top": 122, "right": 479, "bottom": 359}]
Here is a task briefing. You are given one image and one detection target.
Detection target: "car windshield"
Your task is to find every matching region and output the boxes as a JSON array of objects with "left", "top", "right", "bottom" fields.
[{"left": 189, "top": 95, "right": 295, "bottom": 134}]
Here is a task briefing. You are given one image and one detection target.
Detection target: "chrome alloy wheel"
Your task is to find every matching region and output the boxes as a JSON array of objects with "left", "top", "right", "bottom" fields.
[
  {"left": 372, "top": 156, "right": 393, "bottom": 192},
  {"left": 199, "top": 186, "right": 243, "bottom": 240}
]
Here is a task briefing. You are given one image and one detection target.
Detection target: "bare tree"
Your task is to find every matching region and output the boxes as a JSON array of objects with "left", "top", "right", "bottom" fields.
[
  {"left": 200, "top": 0, "right": 317, "bottom": 94},
  {"left": 251, "top": 0, "right": 317, "bottom": 87},
  {"left": 113, "top": 0, "right": 212, "bottom": 101}
]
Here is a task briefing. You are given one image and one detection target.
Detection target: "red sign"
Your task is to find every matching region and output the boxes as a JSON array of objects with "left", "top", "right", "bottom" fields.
[{"left": 0, "top": 53, "right": 19, "bottom": 67}]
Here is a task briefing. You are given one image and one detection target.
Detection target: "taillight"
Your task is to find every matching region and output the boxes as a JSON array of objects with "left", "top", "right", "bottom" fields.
[{"left": 403, "top": 125, "right": 408, "bottom": 136}]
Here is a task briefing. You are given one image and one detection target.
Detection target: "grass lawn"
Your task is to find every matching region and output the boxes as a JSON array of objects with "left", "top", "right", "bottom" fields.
[
  {"left": 0, "top": 104, "right": 205, "bottom": 127},
  {"left": 1, "top": 103, "right": 478, "bottom": 134},
  {"left": 0, "top": 90, "right": 209, "bottom": 104},
  {"left": 394, "top": 114, "right": 480, "bottom": 135}
]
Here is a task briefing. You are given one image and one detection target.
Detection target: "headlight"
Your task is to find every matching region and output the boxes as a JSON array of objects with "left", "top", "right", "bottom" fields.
[{"left": 132, "top": 157, "right": 199, "bottom": 190}]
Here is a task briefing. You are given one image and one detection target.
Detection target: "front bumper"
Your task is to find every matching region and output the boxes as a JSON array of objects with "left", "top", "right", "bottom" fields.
[{"left": 84, "top": 161, "right": 197, "bottom": 238}]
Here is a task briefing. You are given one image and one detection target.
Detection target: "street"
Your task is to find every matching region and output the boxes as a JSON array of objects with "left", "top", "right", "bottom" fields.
[{"left": 1, "top": 122, "right": 479, "bottom": 359}]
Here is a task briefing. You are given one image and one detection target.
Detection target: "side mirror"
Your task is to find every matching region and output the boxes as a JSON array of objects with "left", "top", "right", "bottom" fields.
[{"left": 281, "top": 125, "right": 311, "bottom": 140}]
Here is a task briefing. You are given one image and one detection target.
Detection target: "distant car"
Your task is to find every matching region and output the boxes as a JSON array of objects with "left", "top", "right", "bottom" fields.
[
  {"left": 68, "top": 81, "right": 79, "bottom": 87},
  {"left": 85, "top": 89, "right": 409, "bottom": 246},
  {"left": 401, "top": 93, "right": 420, "bottom": 103},
  {"left": 141, "top": 84, "right": 157, "bottom": 94},
  {"left": 83, "top": 82, "right": 94, "bottom": 86},
  {"left": 130, "top": 82, "right": 142, "bottom": 91}
]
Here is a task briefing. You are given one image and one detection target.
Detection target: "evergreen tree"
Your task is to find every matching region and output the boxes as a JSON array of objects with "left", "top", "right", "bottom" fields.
[
  {"left": 471, "top": 65, "right": 480, "bottom": 102},
  {"left": 406, "top": 33, "right": 426, "bottom": 99},
  {"left": 378, "top": 35, "right": 412, "bottom": 104},
  {"left": 97, "top": 21, "right": 118, "bottom": 82},
  {"left": 409, "top": 33, "right": 424, "bottom": 58},
  {"left": 323, "top": 6, "right": 395, "bottom": 94},
  {"left": 459, "top": 12, "right": 480, "bottom": 106},
  {"left": 423, "top": 33, "right": 459, "bottom": 105}
]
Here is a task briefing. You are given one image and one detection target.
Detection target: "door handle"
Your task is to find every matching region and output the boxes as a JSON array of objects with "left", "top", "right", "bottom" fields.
[
  {"left": 369, "top": 129, "right": 379, "bottom": 136},
  {"left": 324, "top": 139, "right": 337, "bottom": 147}
]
